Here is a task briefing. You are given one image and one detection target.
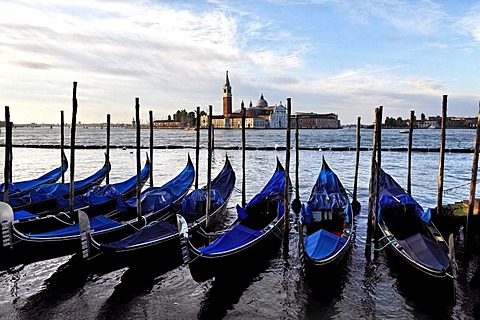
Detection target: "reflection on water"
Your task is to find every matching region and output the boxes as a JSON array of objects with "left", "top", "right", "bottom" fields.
[{"left": 0, "top": 128, "right": 479, "bottom": 319}]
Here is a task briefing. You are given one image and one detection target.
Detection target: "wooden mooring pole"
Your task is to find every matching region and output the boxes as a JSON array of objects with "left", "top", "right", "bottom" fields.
[
  {"left": 195, "top": 106, "right": 200, "bottom": 190},
  {"left": 293, "top": 114, "right": 300, "bottom": 219},
  {"left": 436, "top": 95, "right": 447, "bottom": 218},
  {"left": 407, "top": 110, "right": 414, "bottom": 194},
  {"left": 69, "top": 82, "right": 78, "bottom": 219},
  {"left": 135, "top": 97, "right": 142, "bottom": 225},
  {"left": 283, "top": 97, "right": 292, "bottom": 255},
  {"left": 211, "top": 120, "right": 215, "bottom": 152},
  {"left": 4, "top": 106, "right": 11, "bottom": 204},
  {"left": 149, "top": 110, "right": 154, "bottom": 187},
  {"left": 61, "top": 111, "right": 65, "bottom": 183},
  {"left": 365, "top": 107, "right": 380, "bottom": 261},
  {"left": 466, "top": 101, "right": 480, "bottom": 251},
  {"left": 373, "top": 106, "right": 383, "bottom": 259},
  {"left": 292, "top": 114, "right": 303, "bottom": 252},
  {"left": 7, "top": 115, "right": 12, "bottom": 183},
  {"left": 106, "top": 113, "right": 110, "bottom": 185},
  {"left": 241, "top": 101, "right": 246, "bottom": 208},
  {"left": 352, "top": 116, "right": 361, "bottom": 214},
  {"left": 206, "top": 105, "right": 213, "bottom": 229}
]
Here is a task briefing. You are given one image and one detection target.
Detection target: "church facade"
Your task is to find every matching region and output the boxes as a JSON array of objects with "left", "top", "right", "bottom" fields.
[{"left": 201, "top": 71, "right": 340, "bottom": 129}]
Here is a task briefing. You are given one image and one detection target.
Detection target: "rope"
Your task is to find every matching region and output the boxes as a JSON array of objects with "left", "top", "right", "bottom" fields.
[
  {"left": 373, "top": 239, "right": 397, "bottom": 251},
  {"left": 53, "top": 213, "right": 75, "bottom": 225},
  {"left": 344, "top": 188, "right": 354, "bottom": 198},
  {"left": 444, "top": 179, "right": 480, "bottom": 194}
]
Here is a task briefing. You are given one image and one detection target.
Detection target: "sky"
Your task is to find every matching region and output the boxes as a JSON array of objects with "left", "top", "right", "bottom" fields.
[{"left": 1, "top": 0, "right": 479, "bottom": 125}]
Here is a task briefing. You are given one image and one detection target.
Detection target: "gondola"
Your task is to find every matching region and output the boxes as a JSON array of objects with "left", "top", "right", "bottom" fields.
[
  {"left": 182, "top": 157, "right": 289, "bottom": 282},
  {"left": 10, "top": 157, "right": 151, "bottom": 233},
  {"left": 376, "top": 164, "right": 455, "bottom": 289},
  {"left": 8, "top": 154, "right": 110, "bottom": 214},
  {"left": 79, "top": 154, "right": 235, "bottom": 269},
  {"left": 0, "top": 152, "right": 68, "bottom": 200},
  {"left": 0, "top": 156, "right": 192, "bottom": 269},
  {"left": 299, "top": 157, "right": 355, "bottom": 280}
]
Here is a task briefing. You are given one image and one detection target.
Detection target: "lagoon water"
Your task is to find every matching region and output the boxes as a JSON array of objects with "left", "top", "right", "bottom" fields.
[{"left": 0, "top": 126, "right": 479, "bottom": 319}]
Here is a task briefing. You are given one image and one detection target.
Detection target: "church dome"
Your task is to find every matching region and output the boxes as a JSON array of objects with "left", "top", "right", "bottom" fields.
[{"left": 255, "top": 94, "right": 268, "bottom": 108}]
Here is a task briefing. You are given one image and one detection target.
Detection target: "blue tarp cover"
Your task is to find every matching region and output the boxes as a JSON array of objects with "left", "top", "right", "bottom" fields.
[
  {"left": 199, "top": 162, "right": 284, "bottom": 254},
  {"left": 118, "top": 162, "right": 194, "bottom": 213},
  {"left": 199, "top": 224, "right": 262, "bottom": 255},
  {"left": 181, "top": 159, "right": 235, "bottom": 220},
  {"left": 209, "top": 160, "right": 236, "bottom": 200},
  {"left": 96, "top": 159, "right": 232, "bottom": 250},
  {"left": 397, "top": 233, "right": 450, "bottom": 271},
  {"left": 304, "top": 229, "right": 347, "bottom": 260},
  {"left": 0, "top": 160, "right": 67, "bottom": 200},
  {"left": 378, "top": 169, "right": 431, "bottom": 223},
  {"left": 301, "top": 164, "right": 352, "bottom": 225},
  {"left": 13, "top": 210, "right": 38, "bottom": 220},
  {"left": 181, "top": 189, "right": 224, "bottom": 220},
  {"left": 99, "top": 220, "right": 177, "bottom": 250},
  {"left": 237, "top": 165, "right": 285, "bottom": 220},
  {"left": 26, "top": 215, "right": 122, "bottom": 238},
  {"left": 29, "top": 164, "right": 108, "bottom": 202},
  {"left": 56, "top": 163, "right": 151, "bottom": 210}
]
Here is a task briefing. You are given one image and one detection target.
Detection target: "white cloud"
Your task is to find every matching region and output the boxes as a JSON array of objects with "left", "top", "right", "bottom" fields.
[
  {"left": 0, "top": 0, "right": 478, "bottom": 126},
  {"left": 457, "top": 4, "right": 480, "bottom": 43}
]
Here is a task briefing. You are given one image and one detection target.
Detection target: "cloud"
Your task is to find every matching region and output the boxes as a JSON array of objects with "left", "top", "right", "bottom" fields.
[
  {"left": 457, "top": 3, "right": 480, "bottom": 43},
  {"left": 0, "top": 0, "right": 478, "bottom": 126}
]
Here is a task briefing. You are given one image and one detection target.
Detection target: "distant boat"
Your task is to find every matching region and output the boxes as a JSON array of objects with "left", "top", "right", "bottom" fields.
[
  {"left": 399, "top": 129, "right": 408, "bottom": 134},
  {"left": 428, "top": 124, "right": 439, "bottom": 129}
]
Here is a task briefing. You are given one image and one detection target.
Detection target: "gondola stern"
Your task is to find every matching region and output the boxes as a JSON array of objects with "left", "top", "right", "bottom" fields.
[
  {"left": 104, "top": 152, "right": 112, "bottom": 173},
  {"left": 187, "top": 153, "right": 193, "bottom": 167},
  {"left": 276, "top": 156, "right": 285, "bottom": 172},
  {"left": 176, "top": 214, "right": 190, "bottom": 265},
  {"left": 0, "top": 202, "right": 14, "bottom": 249},
  {"left": 78, "top": 210, "right": 93, "bottom": 259},
  {"left": 61, "top": 150, "right": 69, "bottom": 173}
]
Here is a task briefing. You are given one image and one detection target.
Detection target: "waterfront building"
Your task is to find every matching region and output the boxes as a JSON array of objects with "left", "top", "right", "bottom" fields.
[
  {"left": 200, "top": 71, "right": 340, "bottom": 129},
  {"left": 293, "top": 112, "right": 341, "bottom": 129}
]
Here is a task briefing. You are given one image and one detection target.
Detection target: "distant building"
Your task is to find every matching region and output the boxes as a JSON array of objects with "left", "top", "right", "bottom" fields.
[
  {"left": 154, "top": 119, "right": 182, "bottom": 128},
  {"left": 407, "top": 115, "right": 478, "bottom": 128},
  {"left": 223, "top": 71, "right": 232, "bottom": 116},
  {"left": 200, "top": 71, "right": 340, "bottom": 129},
  {"left": 292, "top": 112, "right": 341, "bottom": 129}
]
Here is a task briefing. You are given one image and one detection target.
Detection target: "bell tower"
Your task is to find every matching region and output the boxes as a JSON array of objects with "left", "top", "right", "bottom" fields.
[{"left": 223, "top": 71, "right": 232, "bottom": 116}]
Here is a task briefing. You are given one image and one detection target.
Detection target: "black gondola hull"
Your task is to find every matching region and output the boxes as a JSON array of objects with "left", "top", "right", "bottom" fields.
[{"left": 188, "top": 219, "right": 284, "bottom": 282}]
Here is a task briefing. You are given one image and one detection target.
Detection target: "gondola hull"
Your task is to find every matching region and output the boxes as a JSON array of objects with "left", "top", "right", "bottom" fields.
[
  {"left": 301, "top": 228, "right": 354, "bottom": 281},
  {"left": 83, "top": 157, "right": 235, "bottom": 270},
  {"left": 375, "top": 164, "right": 455, "bottom": 301},
  {"left": 9, "top": 154, "right": 109, "bottom": 214},
  {"left": 185, "top": 157, "right": 289, "bottom": 283},
  {"left": 300, "top": 157, "right": 355, "bottom": 282},
  {"left": 1, "top": 152, "right": 68, "bottom": 199},
  {"left": 188, "top": 217, "right": 284, "bottom": 282},
  {"left": 0, "top": 158, "right": 196, "bottom": 269}
]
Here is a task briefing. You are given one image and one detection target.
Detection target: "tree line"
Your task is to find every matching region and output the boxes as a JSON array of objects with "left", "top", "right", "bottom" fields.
[{"left": 168, "top": 109, "right": 206, "bottom": 127}]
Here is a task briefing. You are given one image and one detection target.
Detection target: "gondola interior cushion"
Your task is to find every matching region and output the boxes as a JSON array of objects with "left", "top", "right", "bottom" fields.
[
  {"left": 397, "top": 233, "right": 450, "bottom": 271},
  {"left": 304, "top": 229, "right": 346, "bottom": 260},
  {"left": 13, "top": 210, "right": 38, "bottom": 221},
  {"left": 99, "top": 220, "right": 177, "bottom": 249},
  {"left": 301, "top": 192, "right": 349, "bottom": 224},
  {"left": 199, "top": 224, "right": 262, "bottom": 255},
  {"left": 378, "top": 193, "right": 431, "bottom": 223},
  {"left": 27, "top": 215, "right": 122, "bottom": 238},
  {"left": 181, "top": 189, "right": 224, "bottom": 220}
]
